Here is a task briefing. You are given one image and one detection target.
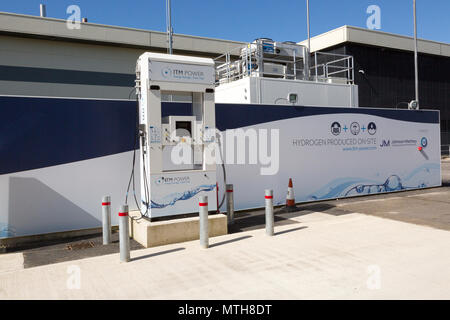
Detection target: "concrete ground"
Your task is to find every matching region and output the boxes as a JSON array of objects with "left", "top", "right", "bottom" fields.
[
  {"left": 18, "top": 230, "right": 144, "bottom": 269},
  {"left": 0, "top": 159, "right": 449, "bottom": 299}
]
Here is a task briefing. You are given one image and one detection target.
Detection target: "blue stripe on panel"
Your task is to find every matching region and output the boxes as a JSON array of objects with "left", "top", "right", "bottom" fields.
[
  {"left": 0, "top": 97, "right": 439, "bottom": 175},
  {"left": 0, "top": 96, "right": 137, "bottom": 175},
  {"left": 215, "top": 104, "right": 439, "bottom": 131}
]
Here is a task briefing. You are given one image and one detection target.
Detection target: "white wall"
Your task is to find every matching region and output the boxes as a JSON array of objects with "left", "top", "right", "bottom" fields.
[{"left": 215, "top": 77, "right": 359, "bottom": 107}]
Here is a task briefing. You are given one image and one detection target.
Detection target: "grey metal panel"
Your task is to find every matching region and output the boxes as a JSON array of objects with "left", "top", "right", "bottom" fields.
[
  {"left": 319, "top": 43, "right": 449, "bottom": 142},
  {"left": 0, "top": 80, "right": 134, "bottom": 100},
  {"left": 0, "top": 35, "right": 144, "bottom": 74},
  {"left": 0, "top": 12, "right": 244, "bottom": 55},
  {"left": 0, "top": 65, "right": 134, "bottom": 87}
]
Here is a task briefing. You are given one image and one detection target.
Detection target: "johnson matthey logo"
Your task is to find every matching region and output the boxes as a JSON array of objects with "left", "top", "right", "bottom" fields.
[
  {"left": 380, "top": 140, "right": 390, "bottom": 147},
  {"left": 421, "top": 137, "right": 428, "bottom": 148}
]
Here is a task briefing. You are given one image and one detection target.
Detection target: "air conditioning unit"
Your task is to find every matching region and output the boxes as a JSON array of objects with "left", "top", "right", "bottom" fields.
[{"left": 263, "top": 63, "right": 285, "bottom": 77}]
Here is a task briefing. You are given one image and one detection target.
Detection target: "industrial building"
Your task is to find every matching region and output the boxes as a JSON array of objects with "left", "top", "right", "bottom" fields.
[
  {"left": 1, "top": 11, "right": 449, "bottom": 143},
  {"left": 0, "top": 12, "right": 244, "bottom": 100},
  {"left": 0, "top": 9, "right": 445, "bottom": 242},
  {"left": 0, "top": 7, "right": 449, "bottom": 303},
  {"left": 299, "top": 26, "right": 450, "bottom": 146}
]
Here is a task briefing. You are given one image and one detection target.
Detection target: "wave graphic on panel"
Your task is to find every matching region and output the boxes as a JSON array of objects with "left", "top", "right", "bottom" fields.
[
  {"left": 150, "top": 184, "right": 216, "bottom": 209},
  {"left": 0, "top": 223, "right": 16, "bottom": 238},
  {"left": 307, "top": 163, "right": 440, "bottom": 200}
]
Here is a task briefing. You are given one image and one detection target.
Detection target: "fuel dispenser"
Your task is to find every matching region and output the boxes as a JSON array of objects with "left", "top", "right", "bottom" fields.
[{"left": 136, "top": 53, "right": 217, "bottom": 218}]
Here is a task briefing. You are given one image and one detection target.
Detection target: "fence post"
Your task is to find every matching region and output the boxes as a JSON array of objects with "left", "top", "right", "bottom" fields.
[
  {"left": 119, "top": 204, "right": 130, "bottom": 262},
  {"left": 265, "top": 189, "right": 274, "bottom": 236},
  {"left": 226, "top": 184, "right": 234, "bottom": 225},
  {"left": 102, "top": 196, "right": 111, "bottom": 245},
  {"left": 199, "top": 196, "right": 209, "bottom": 248}
]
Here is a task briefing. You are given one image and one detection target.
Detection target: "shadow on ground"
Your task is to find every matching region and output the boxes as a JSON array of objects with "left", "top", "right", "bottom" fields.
[
  {"left": 16, "top": 171, "right": 450, "bottom": 267},
  {"left": 228, "top": 202, "right": 350, "bottom": 234},
  {"left": 22, "top": 231, "right": 144, "bottom": 268},
  {"left": 20, "top": 203, "right": 342, "bottom": 267},
  {"left": 274, "top": 226, "right": 308, "bottom": 236},
  {"left": 132, "top": 247, "right": 185, "bottom": 262},
  {"left": 210, "top": 235, "right": 253, "bottom": 248}
]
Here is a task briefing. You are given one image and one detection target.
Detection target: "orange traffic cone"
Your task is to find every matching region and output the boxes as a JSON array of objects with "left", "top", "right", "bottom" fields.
[
  {"left": 282, "top": 178, "right": 298, "bottom": 212},
  {"left": 286, "top": 178, "right": 295, "bottom": 207}
]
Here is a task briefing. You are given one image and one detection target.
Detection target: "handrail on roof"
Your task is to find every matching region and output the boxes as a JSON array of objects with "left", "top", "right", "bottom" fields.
[{"left": 214, "top": 40, "right": 355, "bottom": 85}]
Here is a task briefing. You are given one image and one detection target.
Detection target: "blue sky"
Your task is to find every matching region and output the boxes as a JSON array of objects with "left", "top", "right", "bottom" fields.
[{"left": 1, "top": 0, "right": 449, "bottom": 43}]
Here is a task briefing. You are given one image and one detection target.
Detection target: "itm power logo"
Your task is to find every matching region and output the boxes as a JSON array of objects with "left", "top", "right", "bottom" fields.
[
  {"left": 161, "top": 67, "right": 172, "bottom": 78},
  {"left": 155, "top": 176, "right": 191, "bottom": 185},
  {"left": 172, "top": 68, "right": 205, "bottom": 80},
  {"left": 161, "top": 66, "right": 205, "bottom": 81}
]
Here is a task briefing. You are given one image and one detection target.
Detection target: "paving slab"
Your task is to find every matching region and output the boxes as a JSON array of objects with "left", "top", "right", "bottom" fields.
[
  {"left": 20, "top": 230, "right": 144, "bottom": 269},
  {"left": 1, "top": 159, "right": 449, "bottom": 299},
  {"left": 1, "top": 211, "right": 449, "bottom": 299}
]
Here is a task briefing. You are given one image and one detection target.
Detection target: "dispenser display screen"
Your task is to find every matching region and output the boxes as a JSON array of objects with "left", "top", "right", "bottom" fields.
[{"left": 175, "top": 121, "right": 192, "bottom": 137}]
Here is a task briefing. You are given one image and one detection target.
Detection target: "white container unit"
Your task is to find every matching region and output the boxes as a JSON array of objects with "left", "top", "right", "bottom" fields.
[{"left": 215, "top": 76, "right": 359, "bottom": 107}]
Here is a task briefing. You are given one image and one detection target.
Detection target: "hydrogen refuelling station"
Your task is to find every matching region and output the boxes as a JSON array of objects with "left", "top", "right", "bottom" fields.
[{"left": 0, "top": 4, "right": 443, "bottom": 251}]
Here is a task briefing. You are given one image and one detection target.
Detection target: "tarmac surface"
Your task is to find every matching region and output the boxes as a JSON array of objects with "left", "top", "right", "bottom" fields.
[{"left": 0, "top": 159, "right": 449, "bottom": 299}]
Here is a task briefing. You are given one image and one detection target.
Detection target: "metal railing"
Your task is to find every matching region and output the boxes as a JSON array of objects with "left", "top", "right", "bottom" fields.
[
  {"left": 214, "top": 41, "right": 308, "bottom": 85},
  {"left": 310, "top": 51, "right": 354, "bottom": 84},
  {"left": 215, "top": 42, "right": 355, "bottom": 85}
]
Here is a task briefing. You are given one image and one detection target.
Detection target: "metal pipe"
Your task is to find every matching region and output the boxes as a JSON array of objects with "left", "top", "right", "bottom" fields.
[
  {"left": 199, "top": 196, "right": 209, "bottom": 248},
  {"left": 313, "top": 51, "right": 350, "bottom": 57},
  {"left": 327, "top": 69, "right": 351, "bottom": 77},
  {"left": 413, "top": 0, "right": 420, "bottom": 107},
  {"left": 101, "top": 196, "right": 111, "bottom": 245},
  {"left": 314, "top": 53, "right": 318, "bottom": 82},
  {"left": 325, "top": 56, "right": 352, "bottom": 64},
  {"left": 40, "top": 4, "right": 46, "bottom": 17},
  {"left": 306, "top": 0, "right": 311, "bottom": 79},
  {"left": 306, "top": 0, "right": 311, "bottom": 53},
  {"left": 293, "top": 50, "right": 297, "bottom": 80},
  {"left": 226, "top": 53, "right": 230, "bottom": 82},
  {"left": 226, "top": 184, "right": 234, "bottom": 225},
  {"left": 119, "top": 204, "right": 130, "bottom": 262},
  {"left": 351, "top": 57, "right": 355, "bottom": 83},
  {"left": 166, "top": 0, "right": 173, "bottom": 54},
  {"left": 265, "top": 190, "right": 274, "bottom": 236}
]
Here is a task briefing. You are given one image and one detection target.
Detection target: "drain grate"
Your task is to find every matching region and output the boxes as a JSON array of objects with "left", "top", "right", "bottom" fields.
[{"left": 66, "top": 241, "right": 95, "bottom": 251}]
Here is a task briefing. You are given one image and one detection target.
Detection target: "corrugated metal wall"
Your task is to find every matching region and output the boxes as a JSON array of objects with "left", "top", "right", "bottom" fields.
[{"left": 321, "top": 43, "right": 450, "bottom": 146}]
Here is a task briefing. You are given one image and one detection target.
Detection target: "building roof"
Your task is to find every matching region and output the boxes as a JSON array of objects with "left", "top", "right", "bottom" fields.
[
  {"left": 0, "top": 11, "right": 244, "bottom": 57},
  {"left": 1, "top": 11, "right": 449, "bottom": 59},
  {"left": 299, "top": 25, "right": 450, "bottom": 57}
]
